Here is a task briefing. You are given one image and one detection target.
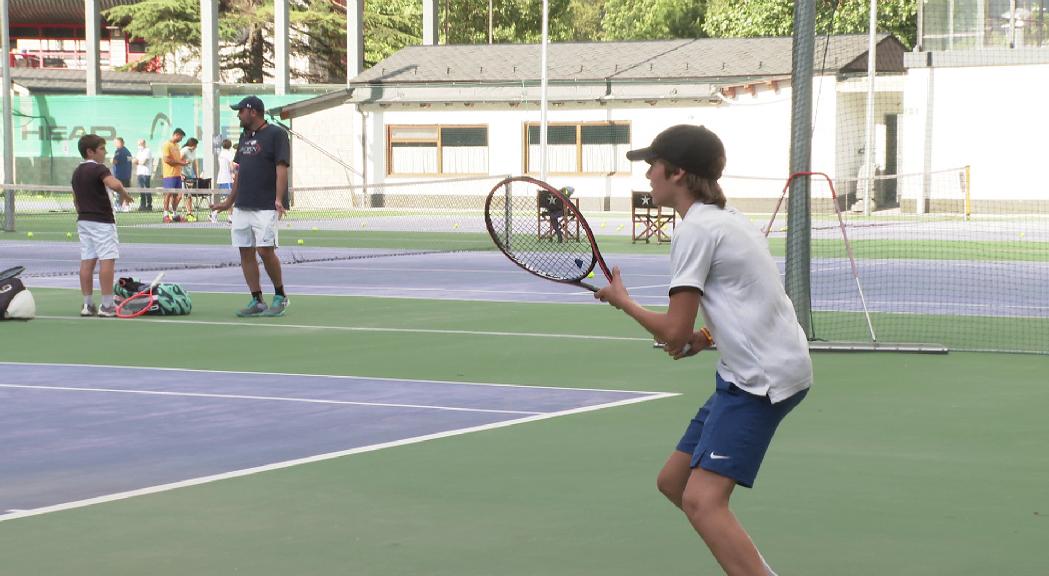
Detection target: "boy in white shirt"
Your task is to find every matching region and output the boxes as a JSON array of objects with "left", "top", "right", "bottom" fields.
[{"left": 595, "top": 125, "right": 812, "bottom": 576}]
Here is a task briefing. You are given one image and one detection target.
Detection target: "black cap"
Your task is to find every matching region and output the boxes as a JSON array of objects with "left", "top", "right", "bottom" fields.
[
  {"left": 230, "top": 95, "right": 265, "bottom": 113},
  {"left": 626, "top": 124, "right": 725, "bottom": 180}
]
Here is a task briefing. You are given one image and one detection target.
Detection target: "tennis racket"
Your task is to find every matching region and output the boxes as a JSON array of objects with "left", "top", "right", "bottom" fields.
[
  {"left": 115, "top": 272, "right": 165, "bottom": 318},
  {"left": 0, "top": 266, "right": 26, "bottom": 281},
  {"left": 484, "top": 176, "right": 612, "bottom": 291},
  {"left": 484, "top": 176, "right": 693, "bottom": 355}
]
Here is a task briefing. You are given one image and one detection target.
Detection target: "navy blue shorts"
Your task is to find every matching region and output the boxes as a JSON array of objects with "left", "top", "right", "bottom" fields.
[{"left": 675, "top": 372, "right": 807, "bottom": 488}]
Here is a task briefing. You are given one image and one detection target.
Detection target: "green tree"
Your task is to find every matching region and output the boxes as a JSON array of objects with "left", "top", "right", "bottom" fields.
[
  {"left": 565, "top": 0, "right": 606, "bottom": 41},
  {"left": 104, "top": 0, "right": 421, "bottom": 82},
  {"left": 703, "top": 0, "right": 918, "bottom": 48},
  {"left": 601, "top": 0, "right": 706, "bottom": 40}
]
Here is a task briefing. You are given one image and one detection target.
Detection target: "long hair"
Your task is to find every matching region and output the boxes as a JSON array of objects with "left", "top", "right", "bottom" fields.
[{"left": 662, "top": 158, "right": 727, "bottom": 209}]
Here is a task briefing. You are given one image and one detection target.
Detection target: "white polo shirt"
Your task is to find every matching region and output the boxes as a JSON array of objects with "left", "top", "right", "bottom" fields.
[{"left": 669, "top": 202, "right": 812, "bottom": 403}]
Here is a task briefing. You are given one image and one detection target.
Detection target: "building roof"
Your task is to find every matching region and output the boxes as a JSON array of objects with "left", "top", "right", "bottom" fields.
[
  {"left": 5, "top": 68, "right": 200, "bottom": 95},
  {"left": 9, "top": 0, "right": 140, "bottom": 25},
  {"left": 350, "top": 34, "right": 906, "bottom": 85}
]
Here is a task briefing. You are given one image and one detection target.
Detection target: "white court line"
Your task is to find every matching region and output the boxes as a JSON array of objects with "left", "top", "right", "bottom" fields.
[
  {"left": 0, "top": 389, "right": 677, "bottom": 523},
  {"left": 26, "top": 284, "right": 671, "bottom": 306},
  {"left": 0, "top": 383, "right": 544, "bottom": 416},
  {"left": 33, "top": 315, "right": 664, "bottom": 343},
  {"left": 286, "top": 262, "right": 670, "bottom": 278},
  {"left": 0, "top": 362, "right": 667, "bottom": 400}
]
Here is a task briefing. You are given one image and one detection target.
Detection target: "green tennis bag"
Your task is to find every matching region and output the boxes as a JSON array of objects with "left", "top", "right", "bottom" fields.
[{"left": 114, "top": 277, "right": 193, "bottom": 315}]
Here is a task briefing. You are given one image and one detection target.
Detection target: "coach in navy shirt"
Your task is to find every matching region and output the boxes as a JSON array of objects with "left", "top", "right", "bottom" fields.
[{"left": 211, "top": 96, "right": 291, "bottom": 317}]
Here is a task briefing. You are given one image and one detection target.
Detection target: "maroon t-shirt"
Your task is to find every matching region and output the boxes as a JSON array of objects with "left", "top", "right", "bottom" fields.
[{"left": 72, "top": 161, "right": 115, "bottom": 223}]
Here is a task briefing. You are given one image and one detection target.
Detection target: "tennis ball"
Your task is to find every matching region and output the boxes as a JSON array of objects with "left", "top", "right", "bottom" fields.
[
  {"left": 26, "top": 231, "right": 33, "bottom": 238},
  {"left": 587, "top": 272, "right": 595, "bottom": 279},
  {"left": 312, "top": 226, "right": 319, "bottom": 231},
  {"left": 297, "top": 239, "right": 305, "bottom": 245},
  {"left": 600, "top": 222, "right": 606, "bottom": 228},
  {"left": 66, "top": 232, "right": 73, "bottom": 239},
  {"left": 453, "top": 223, "right": 460, "bottom": 229},
  {"left": 1019, "top": 232, "right": 1026, "bottom": 239}
]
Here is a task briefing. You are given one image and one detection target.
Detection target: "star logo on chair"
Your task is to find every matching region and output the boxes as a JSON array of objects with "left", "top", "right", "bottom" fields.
[
  {"left": 548, "top": 196, "right": 557, "bottom": 205},
  {"left": 641, "top": 195, "right": 652, "bottom": 206}
]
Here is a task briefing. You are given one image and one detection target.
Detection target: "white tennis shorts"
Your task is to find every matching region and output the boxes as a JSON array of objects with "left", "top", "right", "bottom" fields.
[
  {"left": 231, "top": 208, "right": 279, "bottom": 248},
  {"left": 77, "top": 220, "right": 120, "bottom": 260}
]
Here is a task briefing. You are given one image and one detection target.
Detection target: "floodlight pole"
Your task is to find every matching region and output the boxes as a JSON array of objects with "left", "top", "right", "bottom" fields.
[
  {"left": 539, "top": 0, "right": 550, "bottom": 182},
  {"left": 201, "top": 0, "right": 219, "bottom": 184},
  {"left": 2, "top": 0, "right": 14, "bottom": 231},
  {"left": 85, "top": 0, "right": 101, "bottom": 96},
  {"left": 864, "top": 0, "right": 878, "bottom": 216}
]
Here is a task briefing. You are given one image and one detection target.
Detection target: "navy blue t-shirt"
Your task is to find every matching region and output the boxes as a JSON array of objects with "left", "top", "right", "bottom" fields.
[
  {"left": 233, "top": 123, "right": 290, "bottom": 210},
  {"left": 112, "top": 146, "right": 132, "bottom": 181}
]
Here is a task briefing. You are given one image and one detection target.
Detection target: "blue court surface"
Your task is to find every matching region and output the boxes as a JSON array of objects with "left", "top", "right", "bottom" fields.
[
  {"left": 0, "top": 362, "right": 673, "bottom": 521},
  {"left": 9, "top": 241, "right": 1047, "bottom": 317}
]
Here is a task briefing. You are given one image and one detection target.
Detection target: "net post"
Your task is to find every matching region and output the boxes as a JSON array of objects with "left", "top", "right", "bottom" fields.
[{"left": 787, "top": 0, "right": 816, "bottom": 338}]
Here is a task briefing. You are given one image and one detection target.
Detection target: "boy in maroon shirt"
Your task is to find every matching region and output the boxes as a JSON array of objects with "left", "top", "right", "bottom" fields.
[{"left": 72, "top": 134, "right": 134, "bottom": 317}]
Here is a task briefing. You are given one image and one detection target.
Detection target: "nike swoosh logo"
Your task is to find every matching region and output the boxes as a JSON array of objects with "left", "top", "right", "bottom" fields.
[{"left": 709, "top": 453, "right": 731, "bottom": 460}]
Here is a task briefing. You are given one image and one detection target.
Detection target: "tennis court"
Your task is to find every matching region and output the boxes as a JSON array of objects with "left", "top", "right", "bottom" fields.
[{"left": 1, "top": 227, "right": 1047, "bottom": 575}]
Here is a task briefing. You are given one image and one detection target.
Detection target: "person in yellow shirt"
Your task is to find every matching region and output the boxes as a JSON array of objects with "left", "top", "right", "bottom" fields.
[{"left": 161, "top": 128, "right": 188, "bottom": 223}]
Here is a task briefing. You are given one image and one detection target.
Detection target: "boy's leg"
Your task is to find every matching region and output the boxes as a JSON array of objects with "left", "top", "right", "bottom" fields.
[
  {"left": 79, "top": 258, "right": 98, "bottom": 296},
  {"left": 655, "top": 450, "right": 693, "bottom": 509},
  {"left": 680, "top": 468, "right": 769, "bottom": 576},
  {"left": 98, "top": 259, "right": 116, "bottom": 297}
]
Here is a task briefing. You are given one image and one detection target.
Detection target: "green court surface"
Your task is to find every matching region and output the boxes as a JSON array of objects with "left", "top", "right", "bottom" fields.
[{"left": 1, "top": 289, "right": 1046, "bottom": 575}]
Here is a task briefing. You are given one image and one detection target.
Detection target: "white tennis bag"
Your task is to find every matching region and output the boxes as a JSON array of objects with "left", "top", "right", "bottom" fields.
[{"left": 0, "top": 268, "right": 36, "bottom": 320}]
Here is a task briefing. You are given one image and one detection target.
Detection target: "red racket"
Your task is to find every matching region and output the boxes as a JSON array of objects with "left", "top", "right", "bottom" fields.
[{"left": 115, "top": 272, "right": 165, "bottom": 318}]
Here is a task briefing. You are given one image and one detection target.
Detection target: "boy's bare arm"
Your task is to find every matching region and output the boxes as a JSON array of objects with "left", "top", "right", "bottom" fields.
[{"left": 103, "top": 175, "right": 134, "bottom": 204}]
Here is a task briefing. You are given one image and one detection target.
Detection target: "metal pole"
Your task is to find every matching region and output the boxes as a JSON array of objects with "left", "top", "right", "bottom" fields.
[
  {"left": 422, "top": 0, "right": 438, "bottom": 46},
  {"left": 347, "top": 0, "right": 364, "bottom": 79},
  {"left": 539, "top": 0, "right": 549, "bottom": 182},
  {"left": 201, "top": 0, "right": 219, "bottom": 186},
  {"left": 2, "top": 0, "right": 15, "bottom": 231},
  {"left": 787, "top": 0, "right": 816, "bottom": 337},
  {"left": 85, "top": 0, "right": 101, "bottom": 95},
  {"left": 274, "top": 0, "right": 289, "bottom": 95},
  {"left": 864, "top": 0, "right": 878, "bottom": 216}
]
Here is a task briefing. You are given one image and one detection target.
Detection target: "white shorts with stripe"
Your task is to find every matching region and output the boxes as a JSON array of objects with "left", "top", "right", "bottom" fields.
[{"left": 231, "top": 208, "right": 279, "bottom": 248}]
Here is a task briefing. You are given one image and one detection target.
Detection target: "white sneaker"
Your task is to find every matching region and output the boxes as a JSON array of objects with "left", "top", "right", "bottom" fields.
[
  {"left": 98, "top": 304, "right": 117, "bottom": 318},
  {"left": 209, "top": 211, "right": 218, "bottom": 224},
  {"left": 80, "top": 303, "right": 97, "bottom": 317}
]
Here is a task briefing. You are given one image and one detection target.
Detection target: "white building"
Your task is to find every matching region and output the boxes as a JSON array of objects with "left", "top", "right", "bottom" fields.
[{"left": 276, "top": 34, "right": 1047, "bottom": 213}]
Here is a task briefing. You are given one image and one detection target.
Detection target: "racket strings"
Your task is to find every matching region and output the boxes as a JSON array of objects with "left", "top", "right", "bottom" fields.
[{"left": 488, "top": 187, "right": 597, "bottom": 282}]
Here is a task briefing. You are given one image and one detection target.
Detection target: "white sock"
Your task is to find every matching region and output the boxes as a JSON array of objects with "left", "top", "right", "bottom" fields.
[
  {"left": 83, "top": 295, "right": 94, "bottom": 306},
  {"left": 101, "top": 295, "right": 114, "bottom": 307}
]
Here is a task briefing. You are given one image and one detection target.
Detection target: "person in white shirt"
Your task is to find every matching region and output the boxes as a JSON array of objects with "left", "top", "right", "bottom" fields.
[
  {"left": 595, "top": 124, "right": 812, "bottom": 576},
  {"left": 132, "top": 139, "right": 154, "bottom": 211},
  {"left": 177, "top": 138, "right": 199, "bottom": 221},
  {"left": 211, "top": 139, "right": 236, "bottom": 223}
]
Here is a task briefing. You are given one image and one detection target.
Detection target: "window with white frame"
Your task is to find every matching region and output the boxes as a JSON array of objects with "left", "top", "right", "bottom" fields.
[
  {"left": 525, "top": 122, "right": 631, "bottom": 175},
  {"left": 387, "top": 125, "right": 488, "bottom": 176}
]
